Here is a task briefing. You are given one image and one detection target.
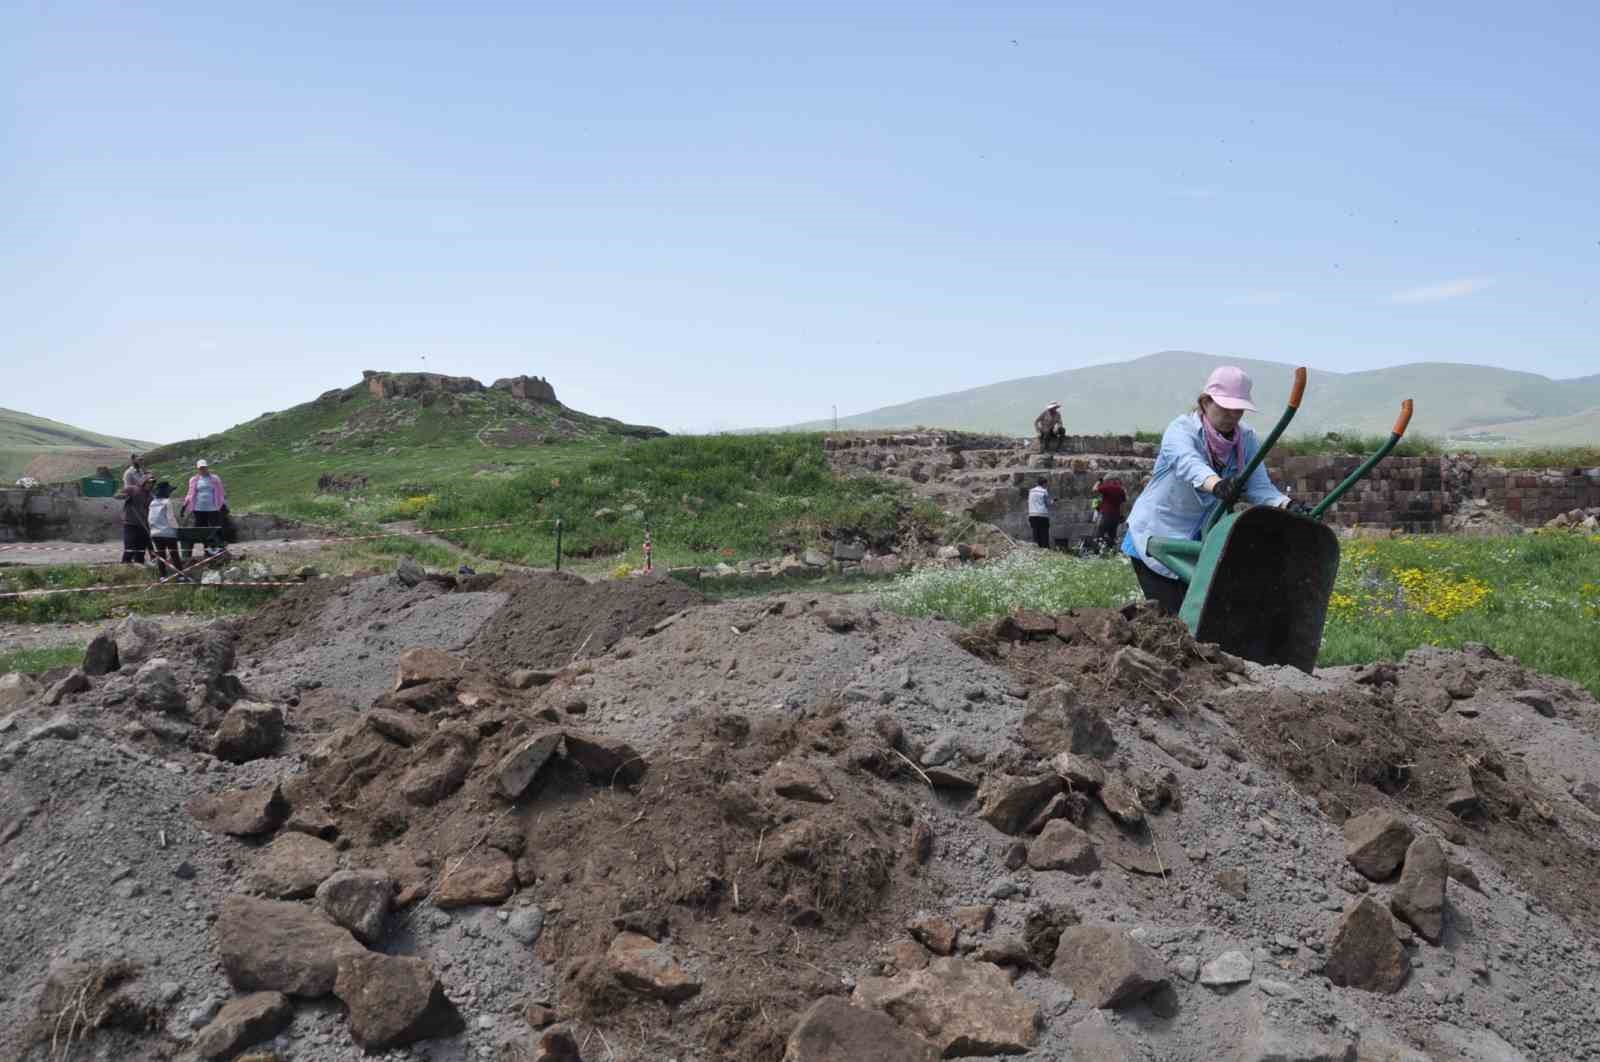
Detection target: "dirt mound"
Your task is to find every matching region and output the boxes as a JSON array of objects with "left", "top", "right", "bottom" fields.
[{"left": 467, "top": 572, "right": 704, "bottom": 672}]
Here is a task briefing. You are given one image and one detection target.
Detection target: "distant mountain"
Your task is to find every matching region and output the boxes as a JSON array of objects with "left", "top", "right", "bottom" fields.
[
  {"left": 0, "top": 408, "right": 156, "bottom": 482},
  {"left": 784, "top": 351, "right": 1600, "bottom": 444}
]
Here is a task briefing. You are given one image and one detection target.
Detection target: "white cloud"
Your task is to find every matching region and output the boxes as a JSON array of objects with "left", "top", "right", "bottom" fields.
[{"left": 1386, "top": 277, "right": 1495, "bottom": 304}]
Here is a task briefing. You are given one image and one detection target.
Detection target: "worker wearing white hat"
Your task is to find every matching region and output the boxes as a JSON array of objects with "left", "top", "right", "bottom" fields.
[
  {"left": 1034, "top": 401, "right": 1066, "bottom": 452},
  {"left": 181, "top": 459, "right": 228, "bottom": 559}
]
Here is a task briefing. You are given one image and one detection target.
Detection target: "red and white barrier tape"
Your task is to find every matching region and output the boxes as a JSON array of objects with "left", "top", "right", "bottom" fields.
[{"left": 0, "top": 521, "right": 521, "bottom": 556}]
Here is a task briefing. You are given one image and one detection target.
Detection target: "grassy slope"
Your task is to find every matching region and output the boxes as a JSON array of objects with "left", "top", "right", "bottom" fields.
[
  {"left": 786, "top": 351, "right": 1600, "bottom": 444},
  {"left": 881, "top": 533, "right": 1600, "bottom": 697},
  {"left": 0, "top": 407, "right": 157, "bottom": 480}
]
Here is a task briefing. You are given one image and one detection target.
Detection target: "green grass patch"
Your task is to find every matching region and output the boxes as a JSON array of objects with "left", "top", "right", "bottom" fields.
[
  {"left": 878, "top": 534, "right": 1600, "bottom": 696},
  {"left": 419, "top": 433, "right": 936, "bottom": 570},
  {"left": 0, "top": 563, "right": 282, "bottom": 625},
  {"left": 0, "top": 645, "right": 83, "bottom": 675}
]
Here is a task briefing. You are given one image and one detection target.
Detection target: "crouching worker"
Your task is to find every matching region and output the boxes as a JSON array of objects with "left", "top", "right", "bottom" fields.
[
  {"left": 1121, "top": 366, "right": 1298, "bottom": 614},
  {"left": 1034, "top": 401, "right": 1066, "bottom": 452},
  {"left": 148, "top": 481, "right": 185, "bottom": 577}
]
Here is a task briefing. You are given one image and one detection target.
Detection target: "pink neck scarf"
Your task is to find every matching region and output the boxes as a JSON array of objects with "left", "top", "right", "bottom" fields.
[{"left": 1201, "top": 411, "right": 1243, "bottom": 471}]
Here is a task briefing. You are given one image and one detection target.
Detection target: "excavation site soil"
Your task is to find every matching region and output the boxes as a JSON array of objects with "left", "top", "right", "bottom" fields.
[{"left": 3, "top": 566, "right": 1600, "bottom": 1061}]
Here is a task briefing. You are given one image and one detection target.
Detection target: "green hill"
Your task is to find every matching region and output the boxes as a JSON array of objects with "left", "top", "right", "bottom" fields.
[
  {"left": 786, "top": 351, "right": 1600, "bottom": 445},
  {"left": 0, "top": 408, "right": 156, "bottom": 482}
]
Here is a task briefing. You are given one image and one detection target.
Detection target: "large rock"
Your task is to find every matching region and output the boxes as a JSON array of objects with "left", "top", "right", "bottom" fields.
[
  {"left": 211, "top": 701, "right": 285, "bottom": 763},
  {"left": 395, "top": 647, "right": 460, "bottom": 690},
  {"left": 1342, "top": 809, "right": 1414, "bottom": 881},
  {"left": 217, "top": 895, "right": 364, "bottom": 997},
  {"left": 188, "top": 782, "right": 289, "bottom": 836},
  {"left": 433, "top": 848, "right": 515, "bottom": 908},
  {"left": 496, "top": 732, "right": 563, "bottom": 799},
  {"left": 1326, "top": 897, "right": 1409, "bottom": 993},
  {"left": 1096, "top": 775, "right": 1146, "bottom": 827},
  {"left": 783, "top": 996, "right": 941, "bottom": 1062},
  {"left": 1389, "top": 836, "right": 1447, "bottom": 944},
  {"left": 766, "top": 760, "right": 837, "bottom": 803},
  {"left": 1027, "top": 686, "right": 1116, "bottom": 759},
  {"left": 41, "top": 668, "right": 89, "bottom": 706},
  {"left": 114, "top": 615, "right": 164, "bottom": 666},
  {"left": 334, "top": 952, "right": 464, "bottom": 1050},
  {"left": 82, "top": 631, "right": 120, "bottom": 676},
  {"left": 247, "top": 832, "right": 340, "bottom": 899},
  {"left": 193, "top": 991, "right": 292, "bottom": 1060},
  {"left": 1050, "top": 924, "right": 1168, "bottom": 1009},
  {"left": 133, "top": 657, "right": 185, "bottom": 713},
  {"left": 316, "top": 870, "right": 393, "bottom": 945},
  {"left": 977, "top": 773, "right": 1061, "bottom": 836},
  {"left": 1027, "top": 820, "right": 1099, "bottom": 874},
  {"left": 564, "top": 731, "right": 647, "bottom": 786},
  {"left": 400, "top": 726, "right": 477, "bottom": 806},
  {"left": 607, "top": 932, "right": 702, "bottom": 1003},
  {"left": 851, "top": 956, "right": 1039, "bottom": 1056}
]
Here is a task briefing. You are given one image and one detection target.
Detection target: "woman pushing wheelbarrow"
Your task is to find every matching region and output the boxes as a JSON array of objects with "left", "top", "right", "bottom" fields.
[
  {"left": 1120, "top": 364, "right": 1412, "bottom": 672},
  {"left": 1122, "top": 366, "right": 1306, "bottom": 614}
]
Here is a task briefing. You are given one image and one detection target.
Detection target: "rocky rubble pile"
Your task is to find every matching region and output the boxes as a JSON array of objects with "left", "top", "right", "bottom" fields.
[{"left": 4, "top": 567, "right": 1600, "bottom": 1060}]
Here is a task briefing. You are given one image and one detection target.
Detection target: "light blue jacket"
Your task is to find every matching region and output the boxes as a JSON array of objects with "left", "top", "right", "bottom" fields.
[{"left": 1122, "top": 411, "right": 1288, "bottom": 578}]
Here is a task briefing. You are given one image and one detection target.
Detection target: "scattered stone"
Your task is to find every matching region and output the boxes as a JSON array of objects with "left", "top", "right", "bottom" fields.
[
  {"left": 194, "top": 991, "right": 292, "bottom": 1060},
  {"left": 1447, "top": 859, "right": 1483, "bottom": 894},
  {"left": 22, "top": 715, "right": 80, "bottom": 743},
  {"left": 1050, "top": 924, "right": 1168, "bottom": 1009},
  {"left": 1069, "top": 1009, "right": 1135, "bottom": 1062},
  {"left": 1343, "top": 809, "right": 1415, "bottom": 881},
  {"left": 82, "top": 631, "right": 120, "bottom": 676},
  {"left": 396, "top": 647, "right": 460, "bottom": 690},
  {"left": 284, "top": 804, "right": 338, "bottom": 841},
  {"left": 852, "top": 956, "right": 1040, "bottom": 1056},
  {"left": 0, "top": 672, "right": 38, "bottom": 710},
  {"left": 1430, "top": 1022, "right": 1529, "bottom": 1062},
  {"left": 400, "top": 726, "right": 477, "bottom": 806},
  {"left": 1390, "top": 836, "right": 1447, "bottom": 944},
  {"left": 1198, "top": 950, "right": 1253, "bottom": 987},
  {"left": 188, "top": 995, "right": 222, "bottom": 1029},
  {"left": 1444, "top": 778, "right": 1483, "bottom": 819},
  {"left": 1052, "top": 751, "right": 1107, "bottom": 791},
  {"left": 1326, "top": 897, "right": 1409, "bottom": 993},
  {"left": 246, "top": 832, "right": 340, "bottom": 899},
  {"left": 1096, "top": 775, "right": 1145, "bottom": 827},
  {"left": 366, "top": 708, "right": 430, "bottom": 747},
  {"left": 507, "top": 907, "right": 545, "bottom": 945},
  {"left": 1110, "top": 646, "right": 1180, "bottom": 691},
  {"left": 133, "top": 658, "right": 185, "bottom": 713},
  {"left": 819, "top": 608, "right": 858, "bottom": 632},
  {"left": 924, "top": 766, "right": 979, "bottom": 789},
  {"left": 766, "top": 760, "right": 836, "bottom": 803},
  {"left": 1027, "top": 820, "right": 1099, "bottom": 874},
  {"left": 1150, "top": 729, "right": 1208, "bottom": 769},
  {"left": 188, "top": 783, "right": 289, "bottom": 837},
  {"left": 1510, "top": 689, "right": 1556, "bottom": 717},
  {"left": 607, "top": 932, "right": 702, "bottom": 1003},
  {"left": 315, "top": 870, "right": 393, "bottom": 945},
  {"left": 334, "top": 952, "right": 465, "bottom": 1050},
  {"left": 1236, "top": 1001, "right": 1355, "bottom": 1062},
  {"left": 1215, "top": 867, "right": 1249, "bottom": 900},
  {"left": 496, "top": 732, "right": 563, "bottom": 799},
  {"left": 114, "top": 615, "right": 164, "bottom": 665},
  {"left": 977, "top": 773, "right": 1061, "bottom": 835},
  {"left": 952, "top": 905, "right": 994, "bottom": 935},
  {"left": 433, "top": 848, "right": 515, "bottom": 908},
  {"left": 395, "top": 556, "right": 426, "bottom": 587},
  {"left": 509, "top": 668, "right": 560, "bottom": 689},
  {"left": 907, "top": 915, "right": 960, "bottom": 956},
  {"left": 211, "top": 701, "right": 285, "bottom": 763},
  {"left": 41, "top": 668, "right": 90, "bottom": 706},
  {"left": 1030, "top": 686, "right": 1117, "bottom": 759},
  {"left": 563, "top": 730, "right": 647, "bottom": 786},
  {"left": 782, "top": 996, "right": 941, "bottom": 1062},
  {"left": 217, "top": 895, "right": 364, "bottom": 996}
]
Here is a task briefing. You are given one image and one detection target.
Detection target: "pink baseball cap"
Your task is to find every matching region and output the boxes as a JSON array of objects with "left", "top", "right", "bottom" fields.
[{"left": 1202, "top": 366, "right": 1258, "bottom": 412}]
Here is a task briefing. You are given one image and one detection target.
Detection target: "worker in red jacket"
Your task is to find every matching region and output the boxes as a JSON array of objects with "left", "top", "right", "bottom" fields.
[{"left": 1092, "top": 476, "right": 1127, "bottom": 553}]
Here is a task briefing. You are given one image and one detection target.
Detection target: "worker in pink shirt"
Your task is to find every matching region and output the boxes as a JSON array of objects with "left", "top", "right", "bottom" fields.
[{"left": 181, "top": 458, "right": 228, "bottom": 558}]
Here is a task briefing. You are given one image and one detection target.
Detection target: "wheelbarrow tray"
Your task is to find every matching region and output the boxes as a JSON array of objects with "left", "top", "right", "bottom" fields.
[{"left": 1177, "top": 505, "right": 1340, "bottom": 673}]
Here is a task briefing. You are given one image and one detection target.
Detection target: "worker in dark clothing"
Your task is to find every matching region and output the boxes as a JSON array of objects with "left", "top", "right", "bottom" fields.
[
  {"left": 121, "top": 478, "right": 152, "bottom": 564},
  {"left": 1092, "top": 477, "right": 1127, "bottom": 553},
  {"left": 1034, "top": 402, "right": 1066, "bottom": 452}
]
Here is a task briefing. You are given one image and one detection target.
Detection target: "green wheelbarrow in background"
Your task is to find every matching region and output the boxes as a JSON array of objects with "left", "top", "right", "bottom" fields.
[{"left": 1148, "top": 367, "right": 1415, "bottom": 673}]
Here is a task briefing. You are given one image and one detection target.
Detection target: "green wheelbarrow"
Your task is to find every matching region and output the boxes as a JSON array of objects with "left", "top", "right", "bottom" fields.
[{"left": 1148, "top": 368, "right": 1414, "bottom": 673}]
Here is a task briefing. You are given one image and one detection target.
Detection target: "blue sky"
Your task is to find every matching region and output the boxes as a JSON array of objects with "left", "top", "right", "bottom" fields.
[{"left": 5, "top": 0, "right": 1596, "bottom": 441}]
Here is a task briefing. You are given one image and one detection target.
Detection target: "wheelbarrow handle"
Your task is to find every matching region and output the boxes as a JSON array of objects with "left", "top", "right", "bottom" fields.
[
  {"left": 1310, "top": 398, "right": 1415, "bottom": 521},
  {"left": 1203, "top": 366, "right": 1308, "bottom": 534}
]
